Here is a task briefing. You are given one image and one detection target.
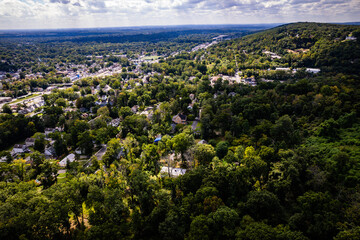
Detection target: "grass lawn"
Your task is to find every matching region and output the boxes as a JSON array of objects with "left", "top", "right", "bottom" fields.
[
  {"left": 143, "top": 55, "right": 160, "bottom": 60},
  {"left": 11, "top": 93, "right": 40, "bottom": 104},
  {"left": 57, "top": 172, "right": 67, "bottom": 183}
]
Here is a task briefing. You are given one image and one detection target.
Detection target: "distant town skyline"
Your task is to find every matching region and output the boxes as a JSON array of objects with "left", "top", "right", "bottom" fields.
[{"left": 0, "top": 0, "right": 359, "bottom": 30}]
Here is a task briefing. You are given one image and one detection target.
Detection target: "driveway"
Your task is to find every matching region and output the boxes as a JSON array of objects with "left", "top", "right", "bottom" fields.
[{"left": 191, "top": 120, "right": 199, "bottom": 131}]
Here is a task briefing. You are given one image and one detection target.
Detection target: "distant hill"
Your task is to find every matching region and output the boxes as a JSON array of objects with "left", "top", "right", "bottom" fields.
[
  {"left": 217, "top": 22, "right": 360, "bottom": 74},
  {"left": 336, "top": 22, "right": 360, "bottom": 25},
  {"left": 0, "top": 24, "right": 277, "bottom": 43}
]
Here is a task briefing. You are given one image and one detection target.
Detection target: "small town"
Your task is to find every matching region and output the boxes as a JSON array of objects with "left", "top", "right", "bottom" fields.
[{"left": 0, "top": 0, "right": 359, "bottom": 238}]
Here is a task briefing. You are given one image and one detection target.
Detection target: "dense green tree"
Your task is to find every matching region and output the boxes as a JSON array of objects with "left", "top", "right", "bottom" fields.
[{"left": 193, "top": 143, "right": 216, "bottom": 166}]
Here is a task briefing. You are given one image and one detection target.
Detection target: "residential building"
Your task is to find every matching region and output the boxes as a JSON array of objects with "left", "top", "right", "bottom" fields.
[
  {"left": 59, "top": 153, "right": 76, "bottom": 167},
  {"left": 44, "top": 147, "right": 56, "bottom": 159},
  {"left": 160, "top": 166, "right": 187, "bottom": 177},
  {"left": 131, "top": 105, "right": 139, "bottom": 114},
  {"left": 172, "top": 113, "right": 187, "bottom": 124},
  {"left": 198, "top": 140, "right": 208, "bottom": 145},
  {"left": 45, "top": 128, "right": 55, "bottom": 136},
  {"left": 25, "top": 138, "right": 35, "bottom": 147},
  {"left": 306, "top": 68, "right": 321, "bottom": 74},
  {"left": 12, "top": 144, "right": 29, "bottom": 154}
]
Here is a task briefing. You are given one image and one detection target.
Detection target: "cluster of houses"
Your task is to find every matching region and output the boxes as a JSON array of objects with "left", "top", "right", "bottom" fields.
[
  {"left": 263, "top": 50, "right": 282, "bottom": 60},
  {"left": 273, "top": 67, "right": 320, "bottom": 74},
  {"left": 210, "top": 74, "right": 256, "bottom": 86},
  {"left": 16, "top": 99, "right": 45, "bottom": 115},
  {"left": 9, "top": 127, "right": 60, "bottom": 159},
  {"left": 5, "top": 125, "right": 84, "bottom": 168}
]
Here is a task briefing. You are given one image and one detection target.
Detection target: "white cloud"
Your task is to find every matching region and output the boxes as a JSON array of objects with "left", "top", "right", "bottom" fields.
[{"left": 0, "top": 0, "right": 359, "bottom": 29}]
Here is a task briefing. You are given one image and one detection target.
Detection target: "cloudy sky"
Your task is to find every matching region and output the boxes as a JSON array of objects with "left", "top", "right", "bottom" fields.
[{"left": 0, "top": 0, "right": 359, "bottom": 29}]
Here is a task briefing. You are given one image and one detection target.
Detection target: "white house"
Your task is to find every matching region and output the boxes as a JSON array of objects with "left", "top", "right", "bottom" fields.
[
  {"left": 198, "top": 140, "right": 208, "bottom": 145},
  {"left": 160, "top": 166, "right": 187, "bottom": 177},
  {"left": 12, "top": 144, "right": 29, "bottom": 154},
  {"left": 0, "top": 156, "right": 7, "bottom": 162},
  {"left": 346, "top": 36, "right": 357, "bottom": 41},
  {"left": 45, "top": 128, "right": 55, "bottom": 136},
  {"left": 59, "top": 153, "right": 76, "bottom": 167},
  {"left": 306, "top": 68, "right": 321, "bottom": 74},
  {"left": 275, "top": 67, "right": 291, "bottom": 71},
  {"left": 44, "top": 146, "right": 56, "bottom": 159},
  {"left": 131, "top": 105, "right": 139, "bottom": 114}
]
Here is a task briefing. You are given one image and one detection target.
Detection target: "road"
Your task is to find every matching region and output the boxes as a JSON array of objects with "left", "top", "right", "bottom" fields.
[
  {"left": 84, "top": 144, "right": 107, "bottom": 168},
  {"left": 95, "top": 144, "right": 107, "bottom": 160},
  {"left": 191, "top": 120, "right": 199, "bottom": 131}
]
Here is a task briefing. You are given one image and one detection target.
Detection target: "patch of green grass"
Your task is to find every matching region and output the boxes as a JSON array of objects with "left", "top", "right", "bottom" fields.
[
  {"left": 57, "top": 172, "right": 67, "bottom": 183},
  {"left": 143, "top": 56, "right": 160, "bottom": 60},
  {"left": 58, "top": 172, "right": 66, "bottom": 178},
  {"left": 11, "top": 94, "right": 40, "bottom": 104}
]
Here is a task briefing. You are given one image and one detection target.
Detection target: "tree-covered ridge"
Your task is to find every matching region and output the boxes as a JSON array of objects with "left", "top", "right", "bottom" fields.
[
  {"left": 207, "top": 22, "right": 360, "bottom": 73},
  {"left": 1, "top": 22, "right": 360, "bottom": 240}
]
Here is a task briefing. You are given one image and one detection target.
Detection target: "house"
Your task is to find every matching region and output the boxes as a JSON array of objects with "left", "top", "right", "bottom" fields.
[
  {"left": 275, "top": 67, "right": 291, "bottom": 71},
  {"left": 346, "top": 36, "right": 357, "bottom": 41},
  {"left": 59, "top": 153, "right": 76, "bottom": 167},
  {"left": 306, "top": 68, "right": 321, "bottom": 74},
  {"left": 102, "top": 85, "right": 112, "bottom": 93},
  {"left": 187, "top": 103, "right": 193, "bottom": 111},
  {"left": 25, "top": 106, "right": 35, "bottom": 113},
  {"left": 101, "top": 95, "right": 108, "bottom": 101},
  {"left": 33, "top": 87, "right": 43, "bottom": 92},
  {"left": 140, "top": 110, "right": 153, "bottom": 120},
  {"left": 108, "top": 118, "right": 121, "bottom": 127},
  {"left": 44, "top": 146, "right": 56, "bottom": 159},
  {"left": 25, "top": 138, "right": 35, "bottom": 147},
  {"left": 18, "top": 109, "right": 29, "bottom": 115},
  {"left": 172, "top": 113, "right": 187, "bottom": 125},
  {"left": 228, "top": 92, "right": 237, "bottom": 97},
  {"left": 55, "top": 127, "right": 64, "bottom": 132},
  {"left": 131, "top": 105, "right": 139, "bottom": 114},
  {"left": 95, "top": 100, "right": 107, "bottom": 107},
  {"left": 11, "top": 105, "right": 18, "bottom": 111},
  {"left": 45, "top": 128, "right": 55, "bottom": 136},
  {"left": 12, "top": 144, "right": 29, "bottom": 154},
  {"left": 0, "top": 156, "right": 7, "bottom": 163},
  {"left": 160, "top": 166, "right": 187, "bottom": 177},
  {"left": 198, "top": 139, "right": 208, "bottom": 145},
  {"left": 75, "top": 147, "right": 83, "bottom": 155}
]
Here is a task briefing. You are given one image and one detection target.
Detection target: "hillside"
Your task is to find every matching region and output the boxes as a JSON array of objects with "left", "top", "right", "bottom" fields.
[{"left": 208, "top": 22, "right": 360, "bottom": 74}]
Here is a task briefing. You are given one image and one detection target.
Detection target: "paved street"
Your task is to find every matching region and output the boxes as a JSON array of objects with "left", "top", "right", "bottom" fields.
[
  {"left": 191, "top": 120, "right": 199, "bottom": 131},
  {"left": 94, "top": 144, "right": 107, "bottom": 160}
]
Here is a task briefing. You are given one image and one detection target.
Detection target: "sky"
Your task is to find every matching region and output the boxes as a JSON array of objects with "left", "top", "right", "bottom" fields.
[{"left": 0, "top": 0, "right": 359, "bottom": 29}]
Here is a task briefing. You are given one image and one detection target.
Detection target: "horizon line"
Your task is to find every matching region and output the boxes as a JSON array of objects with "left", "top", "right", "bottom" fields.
[{"left": 1, "top": 21, "right": 359, "bottom": 32}]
